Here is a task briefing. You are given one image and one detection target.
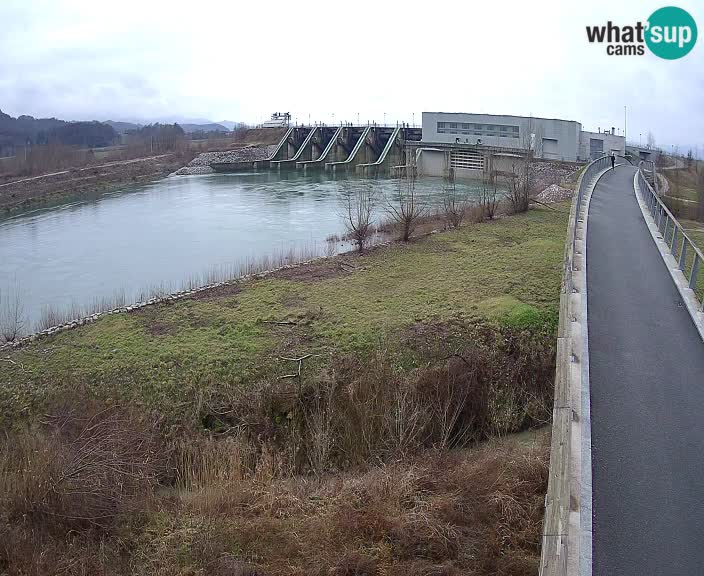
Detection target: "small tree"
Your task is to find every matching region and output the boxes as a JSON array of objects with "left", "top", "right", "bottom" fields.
[
  {"left": 340, "top": 182, "right": 376, "bottom": 253},
  {"left": 441, "top": 167, "right": 468, "bottom": 228},
  {"left": 503, "top": 118, "right": 538, "bottom": 214},
  {"left": 480, "top": 172, "right": 499, "bottom": 220},
  {"left": 505, "top": 160, "right": 530, "bottom": 213},
  {"left": 0, "top": 285, "right": 25, "bottom": 342},
  {"left": 387, "top": 163, "right": 426, "bottom": 241}
]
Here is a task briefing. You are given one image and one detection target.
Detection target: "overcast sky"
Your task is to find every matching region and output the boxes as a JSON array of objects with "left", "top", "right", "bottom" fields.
[{"left": 1, "top": 0, "right": 702, "bottom": 151}]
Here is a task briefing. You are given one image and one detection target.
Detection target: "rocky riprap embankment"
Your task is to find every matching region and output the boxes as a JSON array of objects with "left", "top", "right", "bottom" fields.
[
  {"left": 536, "top": 183, "right": 574, "bottom": 203},
  {"left": 530, "top": 161, "right": 580, "bottom": 191},
  {"left": 173, "top": 146, "right": 277, "bottom": 175}
]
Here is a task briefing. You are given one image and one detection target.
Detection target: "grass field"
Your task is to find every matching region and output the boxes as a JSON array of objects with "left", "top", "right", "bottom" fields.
[
  {"left": 1, "top": 205, "right": 568, "bottom": 426},
  {"left": 0, "top": 204, "right": 569, "bottom": 575}
]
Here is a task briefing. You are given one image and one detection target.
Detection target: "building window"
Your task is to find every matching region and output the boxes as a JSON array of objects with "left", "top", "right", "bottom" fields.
[{"left": 436, "top": 121, "right": 521, "bottom": 139}]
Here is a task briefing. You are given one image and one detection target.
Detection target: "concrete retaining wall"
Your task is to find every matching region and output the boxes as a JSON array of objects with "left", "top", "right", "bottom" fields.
[{"left": 540, "top": 161, "right": 610, "bottom": 576}]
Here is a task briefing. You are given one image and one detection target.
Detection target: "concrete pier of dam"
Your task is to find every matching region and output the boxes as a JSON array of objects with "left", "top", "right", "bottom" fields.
[{"left": 210, "top": 125, "right": 422, "bottom": 177}]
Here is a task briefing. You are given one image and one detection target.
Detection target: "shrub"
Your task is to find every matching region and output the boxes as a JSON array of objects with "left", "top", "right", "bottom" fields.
[{"left": 1, "top": 403, "right": 165, "bottom": 535}]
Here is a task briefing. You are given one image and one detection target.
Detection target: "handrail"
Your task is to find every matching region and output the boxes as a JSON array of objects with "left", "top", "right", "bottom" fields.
[{"left": 636, "top": 162, "right": 704, "bottom": 307}]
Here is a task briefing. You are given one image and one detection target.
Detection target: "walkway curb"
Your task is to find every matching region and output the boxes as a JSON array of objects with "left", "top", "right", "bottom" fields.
[
  {"left": 540, "top": 161, "right": 612, "bottom": 576},
  {"left": 633, "top": 173, "right": 704, "bottom": 342},
  {"left": 574, "top": 166, "right": 612, "bottom": 576}
]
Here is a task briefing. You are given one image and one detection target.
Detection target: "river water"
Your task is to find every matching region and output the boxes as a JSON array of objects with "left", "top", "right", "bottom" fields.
[{"left": 0, "top": 171, "right": 494, "bottom": 330}]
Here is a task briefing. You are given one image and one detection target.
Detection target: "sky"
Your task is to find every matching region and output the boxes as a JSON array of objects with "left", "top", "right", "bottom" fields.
[{"left": 1, "top": 0, "right": 702, "bottom": 152}]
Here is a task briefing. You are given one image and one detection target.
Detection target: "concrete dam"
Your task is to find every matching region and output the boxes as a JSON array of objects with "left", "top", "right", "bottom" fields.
[{"left": 211, "top": 125, "right": 422, "bottom": 176}]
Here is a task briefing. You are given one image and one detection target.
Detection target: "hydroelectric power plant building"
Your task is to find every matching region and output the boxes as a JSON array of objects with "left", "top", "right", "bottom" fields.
[
  {"left": 416, "top": 112, "right": 625, "bottom": 178},
  {"left": 211, "top": 111, "right": 625, "bottom": 180}
]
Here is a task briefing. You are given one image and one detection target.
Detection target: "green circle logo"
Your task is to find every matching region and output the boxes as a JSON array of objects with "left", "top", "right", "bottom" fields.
[{"left": 645, "top": 6, "right": 698, "bottom": 59}]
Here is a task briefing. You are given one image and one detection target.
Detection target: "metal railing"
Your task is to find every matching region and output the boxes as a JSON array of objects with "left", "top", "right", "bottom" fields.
[{"left": 637, "top": 162, "right": 704, "bottom": 308}]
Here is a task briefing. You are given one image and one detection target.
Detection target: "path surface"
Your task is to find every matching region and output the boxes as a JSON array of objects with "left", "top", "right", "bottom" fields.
[{"left": 587, "top": 165, "right": 704, "bottom": 576}]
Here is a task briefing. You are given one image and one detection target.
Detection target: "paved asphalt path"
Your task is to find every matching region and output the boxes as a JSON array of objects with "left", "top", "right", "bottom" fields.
[{"left": 587, "top": 165, "right": 704, "bottom": 576}]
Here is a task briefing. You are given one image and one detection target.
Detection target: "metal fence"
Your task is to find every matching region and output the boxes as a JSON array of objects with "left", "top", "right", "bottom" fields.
[{"left": 637, "top": 162, "right": 704, "bottom": 307}]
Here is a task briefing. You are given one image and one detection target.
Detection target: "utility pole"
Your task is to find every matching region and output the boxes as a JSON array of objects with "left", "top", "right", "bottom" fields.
[{"left": 624, "top": 105, "right": 627, "bottom": 144}]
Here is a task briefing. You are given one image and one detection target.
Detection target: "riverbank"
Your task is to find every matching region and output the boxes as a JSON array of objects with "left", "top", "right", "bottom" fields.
[
  {"left": 0, "top": 128, "right": 287, "bottom": 211},
  {"left": 0, "top": 204, "right": 568, "bottom": 574},
  {"left": 0, "top": 153, "right": 189, "bottom": 212}
]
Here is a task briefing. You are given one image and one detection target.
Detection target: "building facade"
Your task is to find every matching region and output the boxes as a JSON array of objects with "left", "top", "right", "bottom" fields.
[
  {"left": 579, "top": 129, "right": 625, "bottom": 160},
  {"left": 422, "top": 112, "right": 583, "bottom": 162},
  {"left": 417, "top": 111, "right": 625, "bottom": 179}
]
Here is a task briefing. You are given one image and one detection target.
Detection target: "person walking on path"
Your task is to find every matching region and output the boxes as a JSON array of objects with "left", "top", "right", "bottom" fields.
[{"left": 611, "top": 153, "right": 616, "bottom": 170}]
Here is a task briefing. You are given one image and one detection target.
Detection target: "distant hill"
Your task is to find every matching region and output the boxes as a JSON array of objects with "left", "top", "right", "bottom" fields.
[
  {"left": 217, "top": 120, "right": 244, "bottom": 131},
  {"left": 106, "top": 119, "right": 232, "bottom": 134},
  {"left": 180, "top": 123, "right": 229, "bottom": 133},
  {"left": 0, "top": 110, "right": 117, "bottom": 156},
  {"left": 105, "top": 120, "right": 141, "bottom": 133}
]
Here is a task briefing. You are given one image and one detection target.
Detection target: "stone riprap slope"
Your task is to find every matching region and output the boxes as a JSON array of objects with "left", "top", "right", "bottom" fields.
[
  {"left": 173, "top": 145, "right": 277, "bottom": 175},
  {"left": 531, "top": 161, "right": 581, "bottom": 192},
  {"left": 536, "top": 183, "right": 574, "bottom": 203}
]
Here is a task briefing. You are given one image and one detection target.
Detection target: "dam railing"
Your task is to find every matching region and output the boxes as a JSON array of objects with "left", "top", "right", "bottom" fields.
[{"left": 637, "top": 161, "right": 704, "bottom": 307}]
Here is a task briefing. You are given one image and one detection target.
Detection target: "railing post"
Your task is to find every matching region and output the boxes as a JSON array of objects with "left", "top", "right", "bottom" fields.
[
  {"left": 690, "top": 253, "right": 700, "bottom": 291},
  {"left": 663, "top": 217, "right": 670, "bottom": 245},
  {"left": 679, "top": 239, "right": 688, "bottom": 271},
  {"left": 671, "top": 227, "right": 679, "bottom": 257}
]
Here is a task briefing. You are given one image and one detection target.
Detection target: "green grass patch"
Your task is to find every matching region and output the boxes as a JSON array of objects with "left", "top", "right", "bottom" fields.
[{"left": 1, "top": 205, "right": 569, "bottom": 424}]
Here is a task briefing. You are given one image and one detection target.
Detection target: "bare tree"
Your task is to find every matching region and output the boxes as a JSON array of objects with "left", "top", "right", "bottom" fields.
[
  {"left": 505, "top": 161, "right": 531, "bottom": 213},
  {"left": 503, "top": 121, "right": 536, "bottom": 214},
  {"left": 387, "top": 161, "right": 426, "bottom": 241},
  {"left": 340, "top": 182, "right": 376, "bottom": 253},
  {"left": 480, "top": 171, "right": 499, "bottom": 220},
  {"left": 441, "top": 167, "right": 468, "bottom": 228},
  {"left": 0, "top": 284, "right": 25, "bottom": 342},
  {"left": 647, "top": 131, "right": 656, "bottom": 150}
]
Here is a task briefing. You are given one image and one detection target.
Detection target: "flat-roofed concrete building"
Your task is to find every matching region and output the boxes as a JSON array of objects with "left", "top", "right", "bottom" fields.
[
  {"left": 417, "top": 111, "right": 625, "bottom": 179},
  {"left": 580, "top": 129, "right": 625, "bottom": 160}
]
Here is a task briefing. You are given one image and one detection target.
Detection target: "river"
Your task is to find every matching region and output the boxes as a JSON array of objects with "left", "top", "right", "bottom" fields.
[{"left": 0, "top": 171, "right": 496, "bottom": 331}]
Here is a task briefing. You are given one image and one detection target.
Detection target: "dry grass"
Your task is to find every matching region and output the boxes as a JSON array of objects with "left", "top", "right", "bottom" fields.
[
  {"left": 0, "top": 326, "right": 553, "bottom": 575},
  {"left": 150, "top": 430, "right": 549, "bottom": 576}
]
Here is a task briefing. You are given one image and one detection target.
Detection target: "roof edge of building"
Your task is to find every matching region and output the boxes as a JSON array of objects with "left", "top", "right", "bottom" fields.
[{"left": 422, "top": 111, "right": 582, "bottom": 125}]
